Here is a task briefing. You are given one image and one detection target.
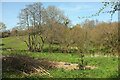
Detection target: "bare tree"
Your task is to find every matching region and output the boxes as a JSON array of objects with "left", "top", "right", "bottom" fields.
[
  {"left": 18, "top": 3, "right": 46, "bottom": 52},
  {"left": 81, "top": 19, "right": 100, "bottom": 30},
  {"left": 44, "top": 6, "right": 71, "bottom": 52},
  {"left": 0, "top": 22, "right": 6, "bottom": 32}
]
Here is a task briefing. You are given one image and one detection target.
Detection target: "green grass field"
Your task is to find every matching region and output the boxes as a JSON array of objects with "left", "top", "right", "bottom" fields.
[
  {"left": 2, "top": 36, "right": 28, "bottom": 50},
  {"left": 1, "top": 37, "right": 119, "bottom": 78}
]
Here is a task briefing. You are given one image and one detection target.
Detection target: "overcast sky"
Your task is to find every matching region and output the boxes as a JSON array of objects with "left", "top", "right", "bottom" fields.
[{"left": 2, "top": 2, "right": 118, "bottom": 30}]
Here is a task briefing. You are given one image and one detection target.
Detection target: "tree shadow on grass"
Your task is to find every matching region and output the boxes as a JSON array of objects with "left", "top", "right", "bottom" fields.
[
  {"left": 43, "top": 47, "right": 78, "bottom": 54},
  {"left": 108, "top": 74, "right": 120, "bottom": 78},
  {"left": 0, "top": 44, "right": 4, "bottom": 46}
]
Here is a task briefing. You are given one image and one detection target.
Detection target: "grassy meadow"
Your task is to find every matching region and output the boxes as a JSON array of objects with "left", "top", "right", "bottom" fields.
[{"left": 1, "top": 37, "right": 119, "bottom": 78}]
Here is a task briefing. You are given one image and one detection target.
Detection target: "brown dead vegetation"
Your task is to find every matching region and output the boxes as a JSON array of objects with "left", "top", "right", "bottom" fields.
[{"left": 2, "top": 55, "right": 54, "bottom": 76}]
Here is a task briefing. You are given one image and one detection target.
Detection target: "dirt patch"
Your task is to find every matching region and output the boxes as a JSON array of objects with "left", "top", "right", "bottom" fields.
[
  {"left": 52, "top": 61, "right": 79, "bottom": 70},
  {"left": 50, "top": 61, "right": 98, "bottom": 70},
  {"left": 85, "top": 66, "right": 98, "bottom": 69}
]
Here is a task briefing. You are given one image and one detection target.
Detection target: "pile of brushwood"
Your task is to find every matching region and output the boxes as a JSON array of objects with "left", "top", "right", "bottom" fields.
[{"left": 2, "top": 55, "right": 54, "bottom": 77}]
